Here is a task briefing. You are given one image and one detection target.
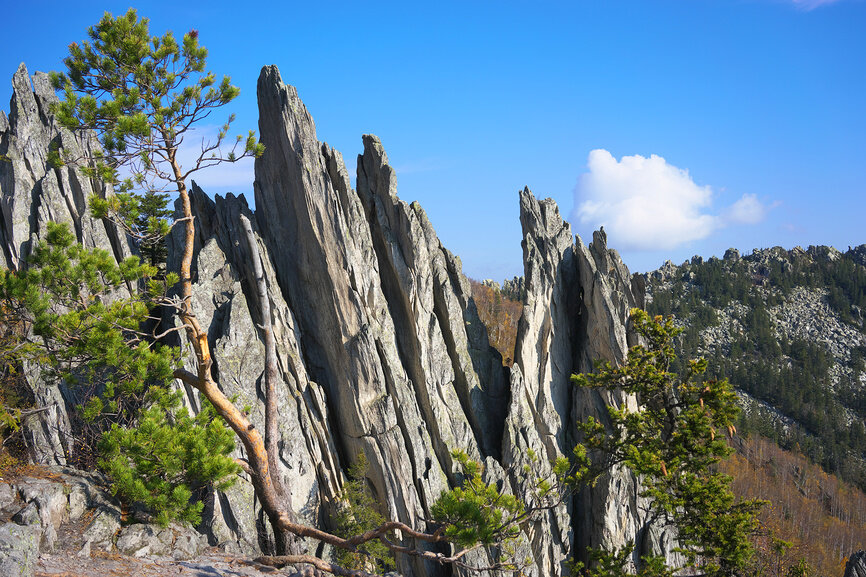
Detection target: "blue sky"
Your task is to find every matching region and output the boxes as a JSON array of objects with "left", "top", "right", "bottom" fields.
[{"left": 3, "top": 1, "right": 865, "bottom": 280}]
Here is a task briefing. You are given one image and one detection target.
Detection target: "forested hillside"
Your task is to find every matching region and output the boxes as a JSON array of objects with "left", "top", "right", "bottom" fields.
[
  {"left": 723, "top": 435, "right": 866, "bottom": 576},
  {"left": 469, "top": 279, "right": 522, "bottom": 366},
  {"left": 645, "top": 246, "right": 866, "bottom": 490}
]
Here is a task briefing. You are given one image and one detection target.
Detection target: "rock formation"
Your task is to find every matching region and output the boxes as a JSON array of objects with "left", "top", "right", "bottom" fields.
[
  {"left": 1, "top": 466, "right": 212, "bottom": 577},
  {"left": 501, "top": 276, "right": 526, "bottom": 302},
  {"left": 1, "top": 63, "right": 647, "bottom": 575},
  {"left": 846, "top": 551, "right": 866, "bottom": 577}
]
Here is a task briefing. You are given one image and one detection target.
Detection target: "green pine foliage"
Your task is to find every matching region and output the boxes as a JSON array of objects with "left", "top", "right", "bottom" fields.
[
  {"left": 428, "top": 448, "right": 576, "bottom": 572},
  {"left": 2, "top": 8, "right": 268, "bottom": 527},
  {"left": 331, "top": 452, "right": 394, "bottom": 573},
  {"left": 49, "top": 8, "right": 261, "bottom": 252},
  {"left": 571, "top": 310, "right": 763, "bottom": 577},
  {"left": 135, "top": 190, "right": 171, "bottom": 268},
  {"left": 427, "top": 311, "right": 759, "bottom": 575},
  {"left": 0, "top": 221, "right": 171, "bottom": 407},
  {"left": 432, "top": 450, "right": 525, "bottom": 549},
  {"left": 0, "top": 222, "right": 237, "bottom": 524},
  {"left": 100, "top": 389, "right": 238, "bottom": 526}
]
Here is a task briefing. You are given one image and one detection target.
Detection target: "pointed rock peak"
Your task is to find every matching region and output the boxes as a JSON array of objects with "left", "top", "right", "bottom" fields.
[
  {"left": 518, "top": 187, "right": 572, "bottom": 245},
  {"left": 593, "top": 226, "right": 607, "bottom": 251},
  {"left": 362, "top": 134, "right": 389, "bottom": 166},
  {"left": 9, "top": 64, "right": 56, "bottom": 128},
  {"left": 358, "top": 134, "right": 398, "bottom": 203},
  {"left": 256, "top": 65, "right": 306, "bottom": 118},
  {"left": 258, "top": 64, "right": 283, "bottom": 86},
  {"left": 12, "top": 62, "right": 30, "bottom": 94},
  {"left": 321, "top": 142, "right": 351, "bottom": 187},
  {"left": 255, "top": 64, "right": 319, "bottom": 159},
  {"left": 9, "top": 63, "right": 36, "bottom": 124},
  {"left": 189, "top": 180, "right": 216, "bottom": 212}
]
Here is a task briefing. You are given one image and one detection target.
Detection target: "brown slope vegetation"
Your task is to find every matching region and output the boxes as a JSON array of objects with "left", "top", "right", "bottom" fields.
[
  {"left": 722, "top": 435, "right": 866, "bottom": 577},
  {"left": 469, "top": 280, "right": 522, "bottom": 366}
]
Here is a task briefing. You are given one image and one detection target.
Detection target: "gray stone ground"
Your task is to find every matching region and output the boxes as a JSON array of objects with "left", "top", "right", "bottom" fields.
[
  {"left": 0, "top": 466, "right": 286, "bottom": 577},
  {"left": 35, "top": 550, "right": 281, "bottom": 577}
]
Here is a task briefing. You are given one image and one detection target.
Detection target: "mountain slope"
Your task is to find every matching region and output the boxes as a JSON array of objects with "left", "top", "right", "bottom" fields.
[{"left": 646, "top": 246, "right": 866, "bottom": 489}]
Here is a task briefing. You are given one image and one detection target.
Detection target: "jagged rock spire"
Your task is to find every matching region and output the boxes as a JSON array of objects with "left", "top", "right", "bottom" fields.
[{"left": 1, "top": 63, "right": 652, "bottom": 574}]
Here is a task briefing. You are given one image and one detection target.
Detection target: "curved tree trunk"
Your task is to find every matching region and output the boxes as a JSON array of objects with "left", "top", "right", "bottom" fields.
[{"left": 168, "top": 157, "right": 295, "bottom": 553}]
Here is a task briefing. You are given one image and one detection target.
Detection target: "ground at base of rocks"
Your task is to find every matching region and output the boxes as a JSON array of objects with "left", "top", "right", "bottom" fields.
[{"left": 36, "top": 549, "right": 284, "bottom": 577}]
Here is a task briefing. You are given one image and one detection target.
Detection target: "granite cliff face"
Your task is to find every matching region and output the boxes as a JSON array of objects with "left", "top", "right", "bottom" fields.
[{"left": 2, "top": 64, "right": 645, "bottom": 575}]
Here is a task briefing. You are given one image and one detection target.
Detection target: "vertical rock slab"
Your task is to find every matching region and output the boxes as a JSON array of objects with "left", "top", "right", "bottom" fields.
[
  {"left": 0, "top": 64, "right": 130, "bottom": 269},
  {"left": 571, "top": 227, "right": 645, "bottom": 562},
  {"left": 355, "top": 134, "right": 508, "bottom": 465},
  {"left": 513, "top": 189, "right": 580, "bottom": 459},
  {"left": 253, "top": 65, "right": 510, "bottom": 575},
  {"left": 511, "top": 188, "right": 644, "bottom": 570},
  {"left": 254, "top": 68, "right": 431, "bottom": 544}
]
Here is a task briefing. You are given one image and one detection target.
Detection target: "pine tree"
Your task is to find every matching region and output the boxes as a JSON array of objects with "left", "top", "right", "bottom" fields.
[
  {"left": 0, "top": 221, "right": 238, "bottom": 523},
  {"left": 571, "top": 309, "right": 764, "bottom": 577},
  {"left": 31, "top": 9, "right": 553, "bottom": 573}
]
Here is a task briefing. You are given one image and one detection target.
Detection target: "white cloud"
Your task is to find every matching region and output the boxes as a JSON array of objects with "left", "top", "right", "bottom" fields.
[
  {"left": 724, "top": 193, "right": 768, "bottom": 225},
  {"left": 572, "top": 149, "right": 772, "bottom": 252},
  {"left": 573, "top": 150, "right": 717, "bottom": 251}
]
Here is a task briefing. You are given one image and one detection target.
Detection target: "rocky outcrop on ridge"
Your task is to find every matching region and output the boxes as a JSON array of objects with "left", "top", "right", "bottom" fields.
[
  {"left": 646, "top": 244, "right": 866, "bottom": 383},
  {"left": 1, "top": 63, "right": 647, "bottom": 574},
  {"left": 501, "top": 276, "right": 526, "bottom": 302}
]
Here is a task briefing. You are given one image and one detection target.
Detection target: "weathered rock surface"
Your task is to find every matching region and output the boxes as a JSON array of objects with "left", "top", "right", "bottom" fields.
[
  {"left": 0, "top": 467, "right": 213, "bottom": 576},
  {"left": 0, "top": 469, "right": 107, "bottom": 575},
  {"left": 1, "top": 63, "right": 648, "bottom": 574},
  {"left": 115, "top": 523, "right": 207, "bottom": 559},
  {"left": 511, "top": 194, "right": 651, "bottom": 568},
  {"left": 0, "top": 522, "right": 39, "bottom": 577}
]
